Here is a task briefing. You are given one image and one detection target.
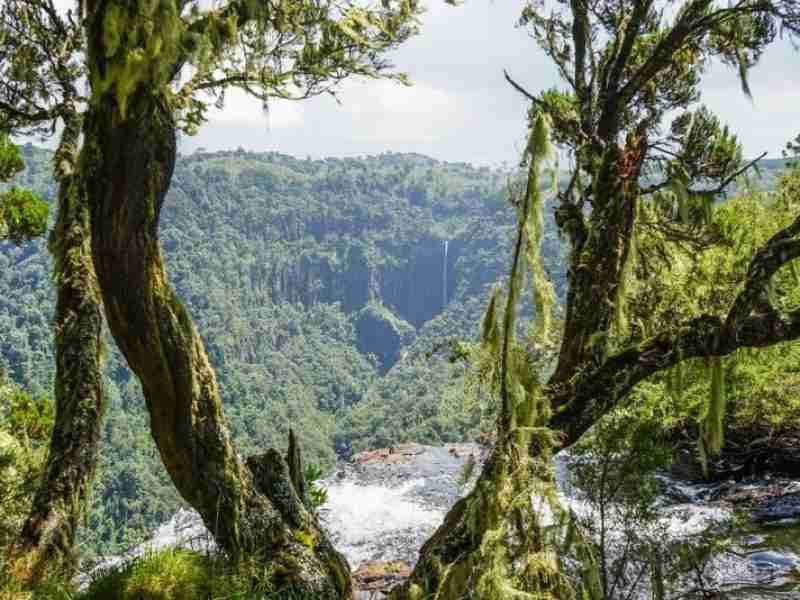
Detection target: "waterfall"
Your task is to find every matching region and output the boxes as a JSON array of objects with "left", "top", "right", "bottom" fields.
[{"left": 442, "top": 240, "right": 449, "bottom": 308}]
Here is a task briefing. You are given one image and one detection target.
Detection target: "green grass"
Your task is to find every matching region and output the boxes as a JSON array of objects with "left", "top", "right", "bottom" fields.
[
  {"left": 2, "top": 547, "right": 332, "bottom": 600},
  {"left": 77, "top": 549, "right": 262, "bottom": 600}
]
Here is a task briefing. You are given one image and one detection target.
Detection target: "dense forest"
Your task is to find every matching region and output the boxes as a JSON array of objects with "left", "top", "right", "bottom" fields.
[
  {"left": 2, "top": 0, "right": 800, "bottom": 598},
  {"left": 1, "top": 142, "right": 793, "bottom": 556},
  {"left": 1, "top": 145, "right": 567, "bottom": 553}
]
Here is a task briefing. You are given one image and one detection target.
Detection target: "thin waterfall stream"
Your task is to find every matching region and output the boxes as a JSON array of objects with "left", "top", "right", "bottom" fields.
[{"left": 442, "top": 240, "right": 448, "bottom": 309}]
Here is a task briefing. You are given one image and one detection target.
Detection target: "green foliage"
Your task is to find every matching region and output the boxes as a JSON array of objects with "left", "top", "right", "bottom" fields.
[
  {"left": 77, "top": 549, "right": 262, "bottom": 600},
  {"left": 624, "top": 161, "right": 800, "bottom": 462},
  {"left": 77, "top": 547, "right": 345, "bottom": 600},
  {"left": 0, "top": 376, "right": 52, "bottom": 584},
  {"left": 0, "top": 140, "right": 791, "bottom": 566},
  {"left": 0, "top": 134, "right": 48, "bottom": 245},
  {"left": 0, "top": 572, "right": 74, "bottom": 600},
  {"left": 785, "top": 132, "right": 800, "bottom": 168},
  {"left": 303, "top": 463, "right": 328, "bottom": 511},
  {"left": 0, "top": 188, "right": 48, "bottom": 245},
  {"left": 76, "top": 0, "right": 422, "bottom": 130},
  {"left": 0, "top": 148, "right": 559, "bottom": 555},
  {"left": 0, "top": 133, "right": 24, "bottom": 180}
]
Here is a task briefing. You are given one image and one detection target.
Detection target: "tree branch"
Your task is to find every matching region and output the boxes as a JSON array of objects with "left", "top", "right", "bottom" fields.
[
  {"left": 503, "top": 69, "right": 545, "bottom": 108},
  {"left": 550, "top": 208, "right": 800, "bottom": 444},
  {"left": 640, "top": 151, "right": 767, "bottom": 196}
]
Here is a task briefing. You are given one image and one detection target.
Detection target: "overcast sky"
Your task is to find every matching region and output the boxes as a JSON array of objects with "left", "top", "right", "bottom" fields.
[{"left": 51, "top": 0, "right": 800, "bottom": 166}]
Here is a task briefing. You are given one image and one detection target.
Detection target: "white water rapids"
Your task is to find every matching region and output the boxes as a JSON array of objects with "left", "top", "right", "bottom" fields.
[{"left": 81, "top": 444, "right": 800, "bottom": 598}]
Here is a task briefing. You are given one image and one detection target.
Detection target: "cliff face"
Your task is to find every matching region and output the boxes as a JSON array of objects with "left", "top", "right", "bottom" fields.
[
  {"left": 157, "top": 151, "right": 563, "bottom": 374},
  {"left": 252, "top": 236, "right": 455, "bottom": 329}
]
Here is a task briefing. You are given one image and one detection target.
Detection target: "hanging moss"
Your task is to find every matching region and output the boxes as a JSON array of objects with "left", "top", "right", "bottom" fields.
[
  {"left": 698, "top": 355, "right": 726, "bottom": 476},
  {"left": 480, "top": 286, "right": 502, "bottom": 355},
  {"left": 90, "top": 0, "right": 187, "bottom": 120},
  {"left": 524, "top": 114, "right": 557, "bottom": 348},
  {"left": 394, "top": 112, "right": 603, "bottom": 600}
]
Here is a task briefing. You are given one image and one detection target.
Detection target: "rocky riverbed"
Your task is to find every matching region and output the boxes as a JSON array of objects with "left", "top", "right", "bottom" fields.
[{"left": 82, "top": 443, "right": 800, "bottom": 598}]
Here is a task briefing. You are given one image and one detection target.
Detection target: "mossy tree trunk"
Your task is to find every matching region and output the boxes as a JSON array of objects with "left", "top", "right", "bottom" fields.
[
  {"left": 9, "top": 113, "right": 108, "bottom": 582},
  {"left": 551, "top": 144, "right": 642, "bottom": 387},
  {"left": 82, "top": 81, "right": 351, "bottom": 598},
  {"left": 396, "top": 208, "right": 800, "bottom": 599},
  {"left": 4, "top": 0, "right": 418, "bottom": 592}
]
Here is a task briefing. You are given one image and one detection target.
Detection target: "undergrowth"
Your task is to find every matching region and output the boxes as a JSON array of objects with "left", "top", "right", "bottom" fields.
[{"left": 1, "top": 547, "right": 322, "bottom": 600}]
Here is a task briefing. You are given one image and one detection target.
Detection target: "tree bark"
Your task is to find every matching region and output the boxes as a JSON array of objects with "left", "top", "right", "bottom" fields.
[
  {"left": 552, "top": 146, "right": 639, "bottom": 386},
  {"left": 10, "top": 118, "right": 106, "bottom": 582},
  {"left": 389, "top": 428, "right": 575, "bottom": 600},
  {"left": 83, "top": 87, "right": 351, "bottom": 597}
]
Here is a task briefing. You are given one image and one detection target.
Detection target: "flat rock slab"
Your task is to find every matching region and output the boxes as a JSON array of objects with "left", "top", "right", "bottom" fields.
[
  {"left": 752, "top": 491, "right": 800, "bottom": 523},
  {"left": 354, "top": 560, "right": 412, "bottom": 590}
]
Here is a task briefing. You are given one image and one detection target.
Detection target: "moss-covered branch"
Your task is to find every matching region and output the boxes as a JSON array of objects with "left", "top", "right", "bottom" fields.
[{"left": 551, "top": 210, "right": 800, "bottom": 444}]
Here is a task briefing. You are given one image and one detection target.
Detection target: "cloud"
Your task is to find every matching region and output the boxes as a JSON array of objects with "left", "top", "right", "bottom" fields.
[
  {"left": 701, "top": 42, "right": 800, "bottom": 156},
  {"left": 206, "top": 90, "right": 304, "bottom": 129},
  {"left": 35, "top": 0, "right": 800, "bottom": 164},
  {"left": 335, "top": 80, "right": 470, "bottom": 145}
]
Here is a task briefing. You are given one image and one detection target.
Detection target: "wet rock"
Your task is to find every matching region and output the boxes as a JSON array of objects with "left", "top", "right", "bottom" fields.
[
  {"left": 752, "top": 491, "right": 800, "bottom": 523},
  {"left": 742, "top": 534, "right": 766, "bottom": 547},
  {"left": 353, "top": 448, "right": 393, "bottom": 465},
  {"left": 352, "top": 443, "right": 429, "bottom": 466},
  {"left": 748, "top": 550, "right": 800, "bottom": 571},
  {"left": 394, "top": 443, "right": 425, "bottom": 456},
  {"left": 353, "top": 560, "right": 411, "bottom": 592}
]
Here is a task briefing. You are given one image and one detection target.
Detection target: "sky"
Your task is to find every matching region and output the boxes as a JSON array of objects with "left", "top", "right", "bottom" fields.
[{"left": 49, "top": 0, "right": 800, "bottom": 166}]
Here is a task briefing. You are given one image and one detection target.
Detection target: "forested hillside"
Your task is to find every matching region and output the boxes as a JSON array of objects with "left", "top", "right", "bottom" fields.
[
  {"left": 0, "top": 144, "right": 789, "bottom": 556},
  {"left": 1, "top": 144, "right": 566, "bottom": 553}
]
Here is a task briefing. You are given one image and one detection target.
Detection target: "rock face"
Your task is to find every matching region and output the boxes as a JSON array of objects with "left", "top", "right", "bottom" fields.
[
  {"left": 752, "top": 490, "right": 800, "bottom": 524},
  {"left": 353, "top": 304, "right": 416, "bottom": 372}
]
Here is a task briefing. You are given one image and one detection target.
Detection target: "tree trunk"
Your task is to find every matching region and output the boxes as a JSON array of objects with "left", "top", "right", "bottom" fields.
[
  {"left": 553, "top": 149, "right": 639, "bottom": 386},
  {"left": 389, "top": 427, "right": 576, "bottom": 600},
  {"left": 83, "top": 88, "right": 351, "bottom": 597},
  {"left": 10, "top": 139, "right": 106, "bottom": 581}
]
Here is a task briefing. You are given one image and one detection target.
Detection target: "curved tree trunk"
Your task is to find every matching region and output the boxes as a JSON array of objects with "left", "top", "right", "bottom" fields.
[
  {"left": 83, "top": 89, "right": 351, "bottom": 597},
  {"left": 10, "top": 116, "right": 107, "bottom": 582}
]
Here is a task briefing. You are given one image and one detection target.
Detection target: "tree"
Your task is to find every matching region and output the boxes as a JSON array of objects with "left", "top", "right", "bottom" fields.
[
  {"left": 1, "top": 2, "right": 107, "bottom": 582},
  {"left": 2, "top": 0, "right": 419, "bottom": 594},
  {"left": 391, "top": 1, "right": 800, "bottom": 598},
  {"left": 0, "top": 134, "right": 48, "bottom": 244}
]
